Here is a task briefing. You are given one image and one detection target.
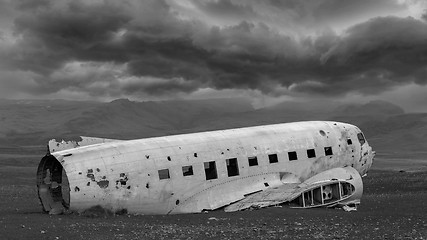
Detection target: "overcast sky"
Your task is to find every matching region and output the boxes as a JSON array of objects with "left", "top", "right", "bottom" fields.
[{"left": 1, "top": 0, "right": 427, "bottom": 111}]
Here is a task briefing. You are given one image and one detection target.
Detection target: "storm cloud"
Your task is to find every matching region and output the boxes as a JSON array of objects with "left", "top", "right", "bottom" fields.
[{"left": 1, "top": 0, "right": 427, "bottom": 107}]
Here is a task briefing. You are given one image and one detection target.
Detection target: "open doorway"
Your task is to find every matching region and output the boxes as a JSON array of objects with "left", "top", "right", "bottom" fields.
[{"left": 36, "top": 155, "right": 70, "bottom": 214}]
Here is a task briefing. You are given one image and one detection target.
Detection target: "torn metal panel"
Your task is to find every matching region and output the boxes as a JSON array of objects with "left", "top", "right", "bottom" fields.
[
  {"left": 36, "top": 121, "right": 375, "bottom": 215},
  {"left": 48, "top": 136, "right": 122, "bottom": 153},
  {"left": 224, "top": 167, "right": 362, "bottom": 212},
  {"left": 169, "top": 172, "right": 287, "bottom": 214}
]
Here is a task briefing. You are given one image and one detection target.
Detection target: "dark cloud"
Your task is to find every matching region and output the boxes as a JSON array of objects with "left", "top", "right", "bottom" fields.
[
  {"left": 120, "top": 77, "right": 201, "bottom": 96},
  {"left": 316, "top": 17, "right": 427, "bottom": 94},
  {"left": 9, "top": 1, "right": 130, "bottom": 73},
  {"left": 124, "top": 37, "right": 211, "bottom": 80},
  {"left": 422, "top": 9, "right": 427, "bottom": 21},
  {"left": 264, "top": 0, "right": 406, "bottom": 26},
  {"left": 1, "top": 0, "right": 427, "bottom": 101},
  {"left": 190, "top": 0, "right": 257, "bottom": 20},
  {"left": 194, "top": 21, "right": 301, "bottom": 57},
  {"left": 15, "top": 0, "right": 50, "bottom": 10},
  {"left": 196, "top": 17, "right": 427, "bottom": 96}
]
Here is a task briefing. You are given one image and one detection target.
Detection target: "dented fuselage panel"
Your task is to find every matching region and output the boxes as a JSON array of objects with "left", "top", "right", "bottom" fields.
[{"left": 36, "top": 121, "right": 375, "bottom": 215}]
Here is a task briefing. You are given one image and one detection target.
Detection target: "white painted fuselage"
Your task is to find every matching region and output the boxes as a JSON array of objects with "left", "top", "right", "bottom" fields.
[{"left": 37, "top": 121, "right": 375, "bottom": 214}]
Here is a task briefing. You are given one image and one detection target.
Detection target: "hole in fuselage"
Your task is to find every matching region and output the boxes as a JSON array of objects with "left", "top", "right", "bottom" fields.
[{"left": 36, "top": 155, "right": 70, "bottom": 214}]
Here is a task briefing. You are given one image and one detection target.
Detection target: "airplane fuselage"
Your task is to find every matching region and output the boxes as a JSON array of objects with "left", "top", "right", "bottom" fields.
[{"left": 37, "top": 121, "right": 375, "bottom": 214}]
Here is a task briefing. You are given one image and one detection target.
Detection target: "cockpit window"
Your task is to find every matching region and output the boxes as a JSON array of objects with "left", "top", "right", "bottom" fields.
[{"left": 357, "top": 133, "right": 366, "bottom": 145}]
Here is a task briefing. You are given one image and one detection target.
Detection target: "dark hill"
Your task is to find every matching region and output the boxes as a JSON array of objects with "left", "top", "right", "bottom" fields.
[
  {"left": 0, "top": 98, "right": 426, "bottom": 154},
  {"left": 334, "top": 100, "right": 405, "bottom": 116}
]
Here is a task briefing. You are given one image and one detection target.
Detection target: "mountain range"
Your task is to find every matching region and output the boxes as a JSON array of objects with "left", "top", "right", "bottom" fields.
[{"left": 1, "top": 98, "right": 426, "bottom": 155}]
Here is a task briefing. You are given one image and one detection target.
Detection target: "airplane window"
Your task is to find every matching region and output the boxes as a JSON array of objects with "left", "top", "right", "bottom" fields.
[
  {"left": 158, "top": 169, "right": 170, "bottom": 180},
  {"left": 288, "top": 151, "right": 298, "bottom": 161},
  {"left": 248, "top": 156, "right": 258, "bottom": 166},
  {"left": 182, "top": 165, "right": 193, "bottom": 176},
  {"left": 357, "top": 133, "right": 366, "bottom": 145},
  {"left": 347, "top": 139, "right": 353, "bottom": 145},
  {"left": 268, "top": 154, "right": 278, "bottom": 163},
  {"left": 226, "top": 158, "right": 239, "bottom": 177},
  {"left": 204, "top": 161, "right": 218, "bottom": 180},
  {"left": 307, "top": 149, "right": 316, "bottom": 158},
  {"left": 324, "top": 147, "right": 333, "bottom": 156}
]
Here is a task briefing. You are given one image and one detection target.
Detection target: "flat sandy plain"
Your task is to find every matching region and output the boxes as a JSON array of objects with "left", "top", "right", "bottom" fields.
[{"left": 0, "top": 147, "right": 426, "bottom": 240}]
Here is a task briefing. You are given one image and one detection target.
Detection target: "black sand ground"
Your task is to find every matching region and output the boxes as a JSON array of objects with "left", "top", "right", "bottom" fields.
[{"left": 0, "top": 149, "right": 426, "bottom": 240}]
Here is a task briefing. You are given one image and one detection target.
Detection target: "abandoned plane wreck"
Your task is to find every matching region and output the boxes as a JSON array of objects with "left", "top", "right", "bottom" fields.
[{"left": 36, "top": 121, "right": 375, "bottom": 215}]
